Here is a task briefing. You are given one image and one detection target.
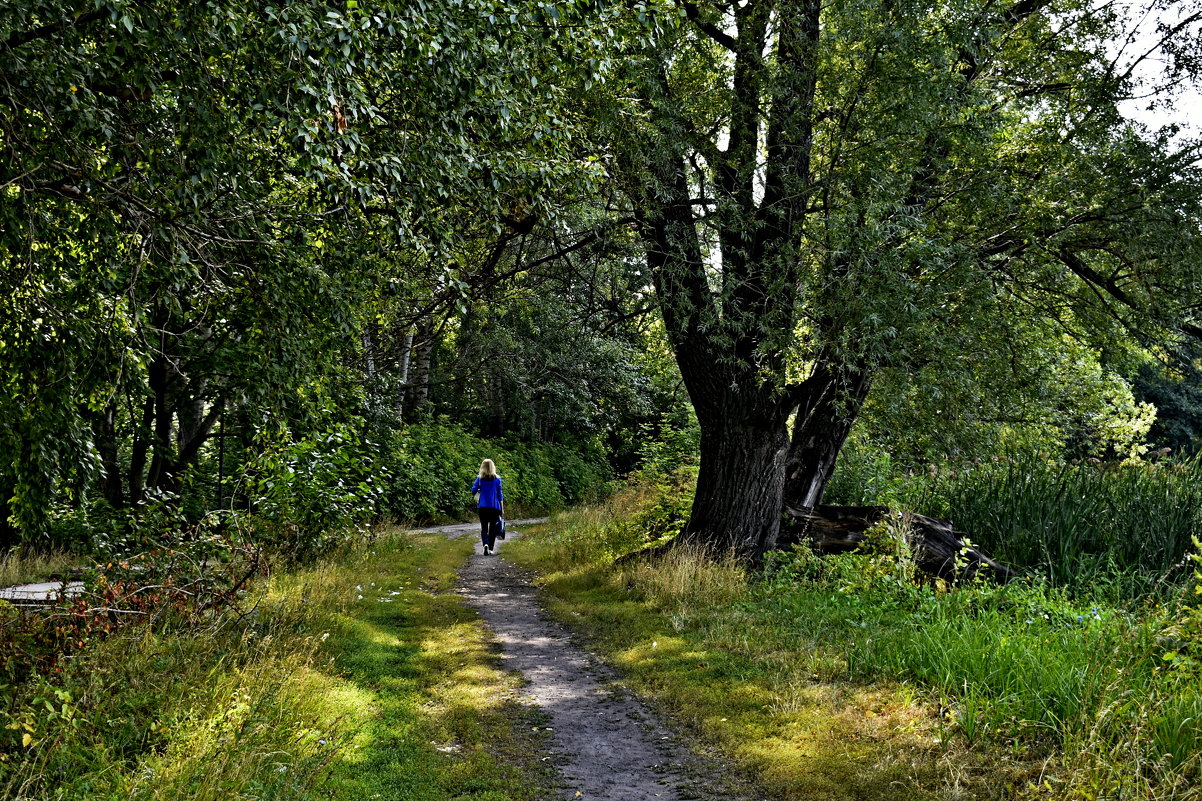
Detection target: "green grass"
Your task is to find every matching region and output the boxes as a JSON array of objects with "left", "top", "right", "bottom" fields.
[
  {"left": 506, "top": 517, "right": 980, "bottom": 801},
  {"left": 826, "top": 446, "right": 1202, "bottom": 598},
  {"left": 0, "top": 547, "right": 83, "bottom": 587},
  {"left": 1, "top": 528, "right": 556, "bottom": 800},
  {"left": 506, "top": 478, "right": 1202, "bottom": 801}
]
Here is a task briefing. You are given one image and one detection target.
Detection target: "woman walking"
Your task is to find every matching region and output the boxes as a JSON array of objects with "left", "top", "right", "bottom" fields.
[{"left": 471, "top": 458, "right": 504, "bottom": 555}]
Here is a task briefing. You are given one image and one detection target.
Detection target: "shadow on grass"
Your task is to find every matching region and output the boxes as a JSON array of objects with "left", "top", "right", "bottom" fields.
[
  {"left": 318, "top": 532, "right": 559, "bottom": 801},
  {"left": 522, "top": 562, "right": 1020, "bottom": 801}
]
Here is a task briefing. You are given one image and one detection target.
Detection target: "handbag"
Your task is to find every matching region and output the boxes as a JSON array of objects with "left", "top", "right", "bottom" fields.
[{"left": 497, "top": 516, "right": 506, "bottom": 540}]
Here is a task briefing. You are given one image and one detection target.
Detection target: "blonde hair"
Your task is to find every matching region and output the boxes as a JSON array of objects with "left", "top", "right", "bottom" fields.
[{"left": 479, "top": 459, "right": 498, "bottom": 480}]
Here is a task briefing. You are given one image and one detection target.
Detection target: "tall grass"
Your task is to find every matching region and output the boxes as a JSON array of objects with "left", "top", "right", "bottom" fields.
[
  {"left": 0, "top": 548, "right": 81, "bottom": 587},
  {"left": 758, "top": 546, "right": 1202, "bottom": 796},
  {"left": 514, "top": 465, "right": 695, "bottom": 572},
  {"left": 1, "top": 544, "right": 353, "bottom": 801},
  {"left": 827, "top": 445, "right": 1202, "bottom": 597},
  {"left": 1, "top": 530, "right": 555, "bottom": 801}
]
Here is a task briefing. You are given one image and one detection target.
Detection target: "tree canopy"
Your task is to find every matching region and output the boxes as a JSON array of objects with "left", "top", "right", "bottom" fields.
[
  {"left": 1, "top": 0, "right": 1200, "bottom": 560},
  {"left": 586, "top": 0, "right": 1202, "bottom": 558}
]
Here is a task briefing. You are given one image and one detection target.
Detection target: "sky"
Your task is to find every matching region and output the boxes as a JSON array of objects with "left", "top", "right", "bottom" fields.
[{"left": 1113, "top": 1, "right": 1202, "bottom": 139}]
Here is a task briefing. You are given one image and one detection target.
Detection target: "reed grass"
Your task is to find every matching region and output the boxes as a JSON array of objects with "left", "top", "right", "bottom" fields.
[
  {"left": 827, "top": 446, "right": 1202, "bottom": 598},
  {"left": 0, "top": 547, "right": 83, "bottom": 588}
]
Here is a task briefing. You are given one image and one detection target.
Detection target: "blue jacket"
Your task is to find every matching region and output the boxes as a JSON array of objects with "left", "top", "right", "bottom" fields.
[{"left": 471, "top": 476, "right": 503, "bottom": 511}]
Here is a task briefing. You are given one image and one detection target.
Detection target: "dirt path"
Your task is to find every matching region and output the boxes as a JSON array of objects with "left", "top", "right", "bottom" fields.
[{"left": 423, "top": 520, "right": 760, "bottom": 801}]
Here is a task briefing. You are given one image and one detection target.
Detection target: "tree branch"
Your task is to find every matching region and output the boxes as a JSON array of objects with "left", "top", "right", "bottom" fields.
[
  {"left": 1, "top": 9, "right": 105, "bottom": 52},
  {"left": 674, "top": 0, "right": 738, "bottom": 52}
]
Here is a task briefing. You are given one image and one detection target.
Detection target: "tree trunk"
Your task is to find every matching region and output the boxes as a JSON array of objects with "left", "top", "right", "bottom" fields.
[
  {"left": 128, "top": 394, "right": 154, "bottom": 505},
  {"left": 362, "top": 325, "right": 377, "bottom": 379},
  {"left": 93, "top": 402, "right": 125, "bottom": 508},
  {"left": 397, "top": 328, "right": 413, "bottom": 418},
  {"left": 145, "top": 352, "right": 176, "bottom": 492},
  {"left": 176, "top": 397, "right": 223, "bottom": 471},
  {"left": 683, "top": 407, "right": 792, "bottom": 560},
  {"left": 783, "top": 361, "right": 873, "bottom": 508},
  {"left": 412, "top": 319, "right": 435, "bottom": 415}
]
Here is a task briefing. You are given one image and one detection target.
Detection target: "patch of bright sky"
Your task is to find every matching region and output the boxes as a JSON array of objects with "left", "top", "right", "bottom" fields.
[{"left": 1110, "top": 1, "right": 1202, "bottom": 139}]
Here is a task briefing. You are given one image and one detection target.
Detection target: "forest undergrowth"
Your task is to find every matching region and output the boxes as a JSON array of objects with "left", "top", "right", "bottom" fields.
[{"left": 507, "top": 459, "right": 1202, "bottom": 801}]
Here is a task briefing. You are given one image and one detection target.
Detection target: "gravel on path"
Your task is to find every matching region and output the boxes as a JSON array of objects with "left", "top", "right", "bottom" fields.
[{"left": 430, "top": 521, "right": 761, "bottom": 801}]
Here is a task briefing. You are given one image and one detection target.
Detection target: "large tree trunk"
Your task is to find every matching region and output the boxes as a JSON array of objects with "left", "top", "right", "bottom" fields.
[
  {"left": 683, "top": 401, "right": 793, "bottom": 559},
  {"left": 619, "top": 0, "right": 820, "bottom": 563}
]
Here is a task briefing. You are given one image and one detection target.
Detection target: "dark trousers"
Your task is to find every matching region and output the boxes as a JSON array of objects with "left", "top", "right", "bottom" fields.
[{"left": 478, "top": 507, "right": 500, "bottom": 549}]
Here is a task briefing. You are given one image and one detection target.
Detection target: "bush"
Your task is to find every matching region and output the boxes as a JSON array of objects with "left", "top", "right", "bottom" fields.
[
  {"left": 378, "top": 422, "right": 609, "bottom": 524},
  {"left": 524, "top": 465, "right": 695, "bottom": 570}
]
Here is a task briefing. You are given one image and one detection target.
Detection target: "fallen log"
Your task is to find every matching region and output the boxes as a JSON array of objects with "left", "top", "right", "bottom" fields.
[{"left": 779, "top": 505, "right": 1016, "bottom": 584}]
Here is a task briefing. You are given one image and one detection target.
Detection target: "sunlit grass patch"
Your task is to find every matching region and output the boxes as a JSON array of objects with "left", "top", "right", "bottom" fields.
[
  {"left": 0, "top": 547, "right": 83, "bottom": 587},
  {"left": 1, "top": 527, "right": 556, "bottom": 801},
  {"left": 509, "top": 530, "right": 975, "bottom": 800}
]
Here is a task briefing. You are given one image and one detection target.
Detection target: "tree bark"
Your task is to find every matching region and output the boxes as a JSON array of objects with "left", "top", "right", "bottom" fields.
[
  {"left": 128, "top": 393, "right": 154, "bottom": 505},
  {"left": 145, "top": 351, "right": 176, "bottom": 492},
  {"left": 93, "top": 402, "right": 125, "bottom": 508},
  {"left": 412, "top": 319, "right": 435, "bottom": 414},
  {"left": 684, "top": 403, "right": 792, "bottom": 559},
  {"left": 784, "top": 360, "right": 873, "bottom": 509},
  {"left": 397, "top": 328, "right": 413, "bottom": 418}
]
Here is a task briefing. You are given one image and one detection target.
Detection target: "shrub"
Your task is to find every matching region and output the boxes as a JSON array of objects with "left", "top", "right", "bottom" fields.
[
  {"left": 378, "top": 422, "right": 609, "bottom": 523},
  {"left": 526, "top": 465, "right": 695, "bottom": 570}
]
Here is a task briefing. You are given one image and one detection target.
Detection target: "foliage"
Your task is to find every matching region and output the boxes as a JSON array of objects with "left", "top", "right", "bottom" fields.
[
  {"left": 860, "top": 336, "right": 1164, "bottom": 467},
  {"left": 244, "top": 421, "right": 388, "bottom": 563},
  {"left": 1134, "top": 342, "right": 1202, "bottom": 456},
  {"left": 378, "top": 422, "right": 610, "bottom": 524},
  {"left": 0, "top": 533, "right": 260, "bottom": 691},
  {"left": 0, "top": 0, "right": 626, "bottom": 552},
  {"left": 582, "top": 0, "right": 1202, "bottom": 556}
]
